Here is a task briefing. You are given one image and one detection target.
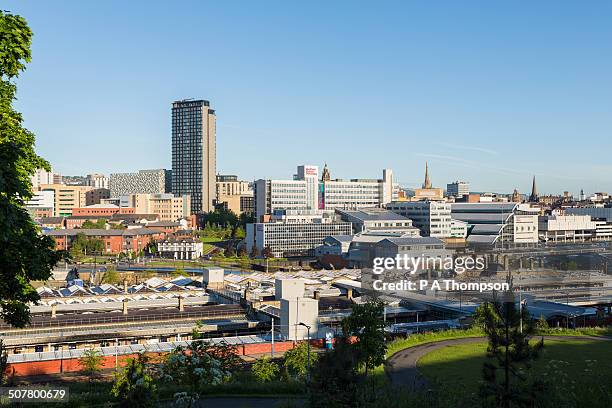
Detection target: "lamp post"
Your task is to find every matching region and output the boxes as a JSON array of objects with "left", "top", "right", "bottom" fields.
[{"left": 298, "top": 322, "right": 311, "bottom": 382}]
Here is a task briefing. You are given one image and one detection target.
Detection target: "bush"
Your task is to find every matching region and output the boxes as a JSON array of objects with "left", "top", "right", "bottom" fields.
[
  {"left": 283, "top": 342, "right": 316, "bottom": 379},
  {"left": 252, "top": 357, "right": 280, "bottom": 383},
  {"left": 111, "top": 353, "right": 157, "bottom": 408}
]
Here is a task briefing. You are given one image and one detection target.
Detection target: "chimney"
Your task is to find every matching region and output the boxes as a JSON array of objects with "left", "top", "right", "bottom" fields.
[
  {"left": 122, "top": 299, "right": 128, "bottom": 315},
  {"left": 178, "top": 296, "right": 185, "bottom": 312},
  {"left": 123, "top": 280, "right": 128, "bottom": 294},
  {"left": 51, "top": 303, "right": 57, "bottom": 319},
  {"left": 313, "top": 291, "right": 320, "bottom": 300}
]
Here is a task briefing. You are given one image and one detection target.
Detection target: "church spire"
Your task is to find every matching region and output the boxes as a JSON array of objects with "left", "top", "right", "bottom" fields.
[
  {"left": 321, "top": 163, "right": 330, "bottom": 181},
  {"left": 529, "top": 175, "right": 538, "bottom": 202},
  {"left": 423, "top": 162, "right": 432, "bottom": 189}
]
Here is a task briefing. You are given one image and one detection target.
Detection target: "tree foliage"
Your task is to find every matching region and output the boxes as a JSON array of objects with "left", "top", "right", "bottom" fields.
[
  {"left": 111, "top": 353, "right": 157, "bottom": 408},
  {"left": 251, "top": 356, "right": 280, "bottom": 383},
  {"left": 79, "top": 347, "right": 104, "bottom": 382},
  {"left": 160, "top": 340, "right": 234, "bottom": 391},
  {"left": 101, "top": 268, "right": 122, "bottom": 285},
  {"left": 477, "top": 298, "right": 545, "bottom": 408},
  {"left": 0, "top": 11, "right": 63, "bottom": 327},
  {"left": 283, "top": 342, "right": 316, "bottom": 379},
  {"left": 70, "top": 233, "right": 104, "bottom": 256},
  {"left": 81, "top": 219, "right": 106, "bottom": 229},
  {"left": 344, "top": 299, "right": 387, "bottom": 375}
]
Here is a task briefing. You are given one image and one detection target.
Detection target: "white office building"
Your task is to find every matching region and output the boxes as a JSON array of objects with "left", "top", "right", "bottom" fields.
[
  {"left": 254, "top": 165, "right": 397, "bottom": 220},
  {"left": 447, "top": 181, "right": 470, "bottom": 198},
  {"left": 26, "top": 190, "right": 55, "bottom": 215},
  {"left": 245, "top": 210, "right": 352, "bottom": 257},
  {"left": 386, "top": 201, "right": 454, "bottom": 238},
  {"left": 336, "top": 208, "right": 419, "bottom": 235},
  {"left": 538, "top": 215, "right": 597, "bottom": 242}
]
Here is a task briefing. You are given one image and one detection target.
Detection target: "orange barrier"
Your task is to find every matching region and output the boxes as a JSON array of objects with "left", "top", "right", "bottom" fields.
[{"left": 5, "top": 341, "right": 300, "bottom": 377}]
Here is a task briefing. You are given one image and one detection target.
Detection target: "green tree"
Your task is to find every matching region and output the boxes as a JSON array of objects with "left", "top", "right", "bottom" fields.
[
  {"left": 79, "top": 347, "right": 104, "bottom": 382},
  {"left": 283, "top": 342, "right": 316, "bottom": 379},
  {"left": 535, "top": 314, "right": 549, "bottom": 333},
  {"left": 171, "top": 267, "right": 188, "bottom": 278},
  {"left": 161, "top": 340, "right": 233, "bottom": 392},
  {"left": 251, "top": 357, "right": 280, "bottom": 383},
  {"left": 111, "top": 353, "right": 157, "bottom": 408},
  {"left": 81, "top": 219, "right": 106, "bottom": 229},
  {"left": 477, "top": 297, "right": 544, "bottom": 408},
  {"left": 101, "top": 268, "right": 122, "bottom": 285},
  {"left": 344, "top": 299, "right": 387, "bottom": 376},
  {"left": 0, "top": 11, "right": 63, "bottom": 327}
]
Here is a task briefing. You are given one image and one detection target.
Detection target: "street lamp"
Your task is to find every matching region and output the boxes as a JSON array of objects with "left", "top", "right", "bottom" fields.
[{"left": 298, "top": 322, "right": 311, "bottom": 381}]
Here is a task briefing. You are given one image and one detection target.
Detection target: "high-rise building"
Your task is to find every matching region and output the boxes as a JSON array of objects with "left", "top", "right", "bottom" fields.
[
  {"left": 446, "top": 181, "right": 470, "bottom": 198},
  {"left": 109, "top": 169, "right": 171, "bottom": 197},
  {"left": 172, "top": 99, "right": 216, "bottom": 214}
]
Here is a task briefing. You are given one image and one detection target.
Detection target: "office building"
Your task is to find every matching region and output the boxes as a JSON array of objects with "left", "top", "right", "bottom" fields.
[
  {"left": 86, "top": 188, "right": 111, "bottom": 206},
  {"left": 26, "top": 190, "right": 55, "bottom": 219},
  {"left": 216, "top": 175, "right": 251, "bottom": 196},
  {"left": 245, "top": 210, "right": 352, "bottom": 257},
  {"left": 254, "top": 165, "right": 397, "bottom": 220},
  {"left": 451, "top": 202, "right": 539, "bottom": 245},
  {"left": 40, "top": 184, "right": 92, "bottom": 217},
  {"left": 30, "top": 168, "right": 56, "bottom": 190},
  {"left": 447, "top": 181, "right": 469, "bottom": 198},
  {"left": 172, "top": 99, "right": 216, "bottom": 214},
  {"left": 335, "top": 208, "right": 418, "bottom": 235},
  {"left": 109, "top": 169, "right": 171, "bottom": 197},
  {"left": 538, "top": 215, "right": 596, "bottom": 243},
  {"left": 386, "top": 201, "right": 453, "bottom": 238},
  {"left": 119, "top": 193, "right": 191, "bottom": 221},
  {"left": 565, "top": 207, "right": 612, "bottom": 241},
  {"left": 86, "top": 173, "right": 109, "bottom": 189},
  {"left": 215, "top": 175, "right": 254, "bottom": 214}
]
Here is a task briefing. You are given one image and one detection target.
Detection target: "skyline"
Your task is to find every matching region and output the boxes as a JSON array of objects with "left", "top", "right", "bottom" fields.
[{"left": 5, "top": 0, "right": 612, "bottom": 195}]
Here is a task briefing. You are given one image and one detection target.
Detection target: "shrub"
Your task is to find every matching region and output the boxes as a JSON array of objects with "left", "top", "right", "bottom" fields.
[{"left": 252, "top": 357, "right": 280, "bottom": 383}]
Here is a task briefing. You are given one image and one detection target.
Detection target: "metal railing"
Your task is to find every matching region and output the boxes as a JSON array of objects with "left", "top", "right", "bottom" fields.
[{"left": 0, "top": 306, "right": 245, "bottom": 332}]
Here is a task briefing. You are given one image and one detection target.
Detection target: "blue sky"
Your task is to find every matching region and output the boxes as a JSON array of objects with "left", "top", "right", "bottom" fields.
[{"left": 5, "top": 1, "right": 612, "bottom": 195}]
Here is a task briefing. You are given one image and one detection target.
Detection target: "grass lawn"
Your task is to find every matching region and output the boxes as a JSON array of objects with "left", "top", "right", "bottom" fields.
[
  {"left": 200, "top": 236, "right": 224, "bottom": 243},
  {"left": 417, "top": 338, "right": 612, "bottom": 405}
]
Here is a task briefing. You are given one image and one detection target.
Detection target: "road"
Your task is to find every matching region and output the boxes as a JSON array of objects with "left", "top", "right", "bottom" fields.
[{"left": 385, "top": 335, "right": 610, "bottom": 391}]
